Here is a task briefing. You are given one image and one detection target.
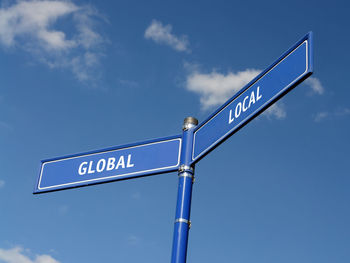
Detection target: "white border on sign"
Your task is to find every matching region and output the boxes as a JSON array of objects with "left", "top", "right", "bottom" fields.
[
  {"left": 192, "top": 40, "right": 309, "bottom": 162},
  {"left": 38, "top": 138, "right": 182, "bottom": 191}
]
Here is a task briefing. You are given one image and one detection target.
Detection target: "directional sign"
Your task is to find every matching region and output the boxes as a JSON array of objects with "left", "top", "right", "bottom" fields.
[
  {"left": 192, "top": 33, "right": 313, "bottom": 163},
  {"left": 34, "top": 136, "right": 182, "bottom": 193},
  {"left": 33, "top": 32, "right": 315, "bottom": 263}
]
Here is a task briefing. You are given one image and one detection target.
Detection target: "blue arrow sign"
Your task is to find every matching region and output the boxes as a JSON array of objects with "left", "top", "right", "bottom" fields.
[
  {"left": 192, "top": 33, "right": 313, "bottom": 163},
  {"left": 34, "top": 136, "right": 182, "bottom": 193}
]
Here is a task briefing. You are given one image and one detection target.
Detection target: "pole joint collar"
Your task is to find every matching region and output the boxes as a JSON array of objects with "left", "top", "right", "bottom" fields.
[
  {"left": 178, "top": 165, "right": 194, "bottom": 174},
  {"left": 178, "top": 172, "right": 195, "bottom": 183},
  {"left": 175, "top": 218, "right": 192, "bottom": 228}
]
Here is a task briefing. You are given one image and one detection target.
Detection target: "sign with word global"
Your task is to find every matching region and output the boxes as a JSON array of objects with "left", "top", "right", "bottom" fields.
[{"left": 34, "top": 136, "right": 181, "bottom": 193}]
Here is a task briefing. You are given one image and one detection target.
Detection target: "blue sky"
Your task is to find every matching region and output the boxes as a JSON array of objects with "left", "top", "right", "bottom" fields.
[{"left": 0, "top": 0, "right": 349, "bottom": 262}]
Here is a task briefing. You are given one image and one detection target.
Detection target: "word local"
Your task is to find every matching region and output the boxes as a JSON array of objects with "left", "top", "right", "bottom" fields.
[
  {"left": 78, "top": 154, "right": 135, "bottom": 175},
  {"left": 228, "top": 86, "right": 262, "bottom": 124}
]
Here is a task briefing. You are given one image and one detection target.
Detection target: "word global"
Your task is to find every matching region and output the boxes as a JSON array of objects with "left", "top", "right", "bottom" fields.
[{"left": 78, "top": 154, "right": 135, "bottom": 175}]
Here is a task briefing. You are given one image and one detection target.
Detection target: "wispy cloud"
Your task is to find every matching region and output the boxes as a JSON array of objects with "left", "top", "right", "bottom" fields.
[
  {"left": 264, "top": 102, "right": 287, "bottom": 120},
  {"left": 185, "top": 66, "right": 260, "bottom": 110},
  {"left": 145, "top": 20, "right": 190, "bottom": 52},
  {"left": 335, "top": 107, "right": 350, "bottom": 116},
  {"left": 0, "top": 247, "right": 59, "bottom": 263},
  {"left": 0, "top": 180, "right": 5, "bottom": 188},
  {"left": 0, "top": 1, "right": 78, "bottom": 49},
  {"left": 314, "top": 107, "right": 350, "bottom": 122},
  {"left": 0, "top": 0, "right": 106, "bottom": 83},
  {"left": 118, "top": 79, "right": 139, "bottom": 88},
  {"left": 314, "top": 111, "right": 329, "bottom": 122},
  {"left": 305, "top": 77, "right": 324, "bottom": 95}
]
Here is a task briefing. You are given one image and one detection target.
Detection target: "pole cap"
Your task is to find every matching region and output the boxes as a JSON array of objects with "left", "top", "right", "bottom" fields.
[{"left": 183, "top": 117, "right": 198, "bottom": 130}]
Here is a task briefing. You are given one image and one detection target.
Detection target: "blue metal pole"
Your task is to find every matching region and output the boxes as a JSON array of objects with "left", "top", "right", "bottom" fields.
[{"left": 171, "top": 117, "right": 198, "bottom": 263}]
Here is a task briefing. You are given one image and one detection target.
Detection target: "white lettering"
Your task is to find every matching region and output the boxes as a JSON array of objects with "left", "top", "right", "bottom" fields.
[
  {"left": 116, "top": 156, "right": 125, "bottom": 169},
  {"left": 228, "top": 109, "right": 234, "bottom": 124},
  {"left": 248, "top": 90, "right": 256, "bottom": 108},
  {"left": 78, "top": 162, "right": 88, "bottom": 175},
  {"left": 96, "top": 159, "right": 106, "bottom": 172},
  {"left": 256, "top": 86, "right": 262, "bottom": 101},
  {"left": 235, "top": 102, "right": 242, "bottom": 118},
  {"left": 127, "top": 154, "right": 134, "bottom": 168},
  {"left": 79, "top": 154, "right": 135, "bottom": 175},
  {"left": 242, "top": 95, "right": 249, "bottom": 112},
  {"left": 227, "top": 86, "right": 263, "bottom": 125},
  {"left": 88, "top": 161, "right": 95, "bottom": 174},
  {"left": 107, "top": 157, "right": 116, "bottom": 171}
]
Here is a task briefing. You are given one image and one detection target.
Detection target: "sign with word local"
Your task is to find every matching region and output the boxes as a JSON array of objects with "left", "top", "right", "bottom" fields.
[
  {"left": 191, "top": 33, "right": 313, "bottom": 163},
  {"left": 34, "top": 136, "right": 181, "bottom": 193}
]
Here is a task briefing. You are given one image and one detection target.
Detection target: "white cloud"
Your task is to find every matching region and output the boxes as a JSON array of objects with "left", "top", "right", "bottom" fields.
[
  {"left": 314, "top": 107, "right": 350, "bottom": 122},
  {"left": 0, "top": 0, "right": 78, "bottom": 49},
  {"left": 263, "top": 102, "right": 286, "bottom": 120},
  {"left": 185, "top": 68, "right": 260, "bottom": 110},
  {"left": 118, "top": 79, "right": 139, "bottom": 88},
  {"left": 0, "top": 0, "right": 106, "bottom": 82},
  {"left": 145, "top": 20, "right": 189, "bottom": 52},
  {"left": 314, "top": 111, "right": 329, "bottom": 122},
  {"left": 0, "top": 180, "right": 4, "bottom": 188},
  {"left": 335, "top": 107, "right": 350, "bottom": 117},
  {"left": 0, "top": 247, "right": 60, "bottom": 263},
  {"left": 305, "top": 77, "right": 324, "bottom": 95}
]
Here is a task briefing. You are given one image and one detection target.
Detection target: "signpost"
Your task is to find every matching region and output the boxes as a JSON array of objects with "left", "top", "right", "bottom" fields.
[
  {"left": 34, "top": 136, "right": 181, "bottom": 193},
  {"left": 34, "top": 32, "right": 313, "bottom": 263}
]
